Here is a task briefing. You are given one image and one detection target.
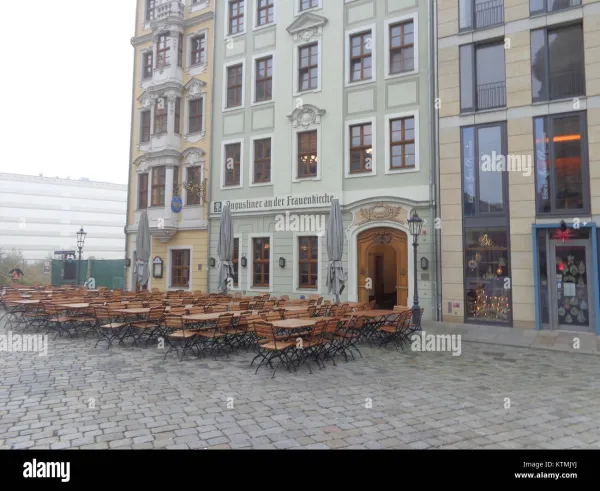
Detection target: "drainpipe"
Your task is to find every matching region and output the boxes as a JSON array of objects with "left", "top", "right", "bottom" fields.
[
  {"left": 124, "top": 7, "right": 140, "bottom": 292},
  {"left": 206, "top": 4, "right": 218, "bottom": 295},
  {"left": 429, "top": 0, "right": 442, "bottom": 321}
]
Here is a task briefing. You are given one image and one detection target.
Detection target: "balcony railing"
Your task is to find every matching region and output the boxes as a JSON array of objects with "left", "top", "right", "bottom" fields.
[
  {"left": 549, "top": 69, "right": 585, "bottom": 100},
  {"left": 476, "top": 81, "right": 506, "bottom": 110},
  {"left": 475, "top": 0, "right": 504, "bottom": 29},
  {"left": 548, "top": 0, "right": 581, "bottom": 12},
  {"left": 153, "top": 1, "right": 184, "bottom": 22}
]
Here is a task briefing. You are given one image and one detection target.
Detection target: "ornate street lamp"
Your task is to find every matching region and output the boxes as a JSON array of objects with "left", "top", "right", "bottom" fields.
[
  {"left": 76, "top": 227, "right": 87, "bottom": 286},
  {"left": 407, "top": 210, "right": 424, "bottom": 326}
]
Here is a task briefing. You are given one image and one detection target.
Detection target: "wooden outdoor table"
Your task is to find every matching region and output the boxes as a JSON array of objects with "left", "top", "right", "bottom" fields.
[
  {"left": 270, "top": 318, "right": 320, "bottom": 330},
  {"left": 58, "top": 303, "right": 90, "bottom": 309},
  {"left": 284, "top": 306, "right": 309, "bottom": 312},
  {"left": 8, "top": 300, "right": 41, "bottom": 305},
  {"left": 182, "top": 311, "right": 256, "bottom": 322},
  {"left": 112, "top": 308, "right": 151, "bottom": 315},
  {"left": 350, "top": 309, "right": 401, "bottom": 317}
]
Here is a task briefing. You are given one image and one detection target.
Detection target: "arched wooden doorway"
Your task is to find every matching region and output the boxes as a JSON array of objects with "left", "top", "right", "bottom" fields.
[{"left": 357, "top": 227, "right": 408, "bottom": 308}]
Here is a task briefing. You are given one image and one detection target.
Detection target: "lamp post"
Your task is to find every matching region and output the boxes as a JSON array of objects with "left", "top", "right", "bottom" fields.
[
  {"left": 407, "top": 210, "right": 424, "bottom": 326},
  {"left": 76, "top": 227, "right": 87, "bottom": 286}
]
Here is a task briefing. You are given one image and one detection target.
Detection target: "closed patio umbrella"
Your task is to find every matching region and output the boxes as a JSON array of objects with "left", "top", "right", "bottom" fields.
[
  {"left": 217, "top": 203, "right": 235, "bottom": 293},
  {"left": 325, "top": 198, "right": 347, "bottom": 304},
  {"left": 135, "top": 210, "right": 151, "bottom": 289}
]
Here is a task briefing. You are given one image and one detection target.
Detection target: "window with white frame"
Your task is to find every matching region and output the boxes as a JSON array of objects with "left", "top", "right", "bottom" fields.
[
  {"left": 299, "top": 0, "right": 319, "bottom": 12},
  {"left": 156, "top": 32, "right": 171, "bottom": 68},
  {"left": 297, "top": 130, "right": 318, "bottom": 179},
  {"left": 191, "top": 34, "right": 206, "bottom": 66},
  {"left": 256, "top": 0, "right": 274, "bottom": 27},
  {"left": 227, "top": 0, "right": 245, "bottom": 36},
  {"left": 298, "top": 236, "right": 318, "bottom": 289},
  {"left": 141, "top": 110, "right": 151, "bottom": 143},
  {"left": 298, "top": 43, "right": 319, "bottom": 92},
  {"left": 384, "top": 111, "right": 419, "bottom": 174},
  {"left": 186, "top": 166, "right": 202, "bottom": 205},
  {"left": 188, "top": 98, "right": 203, "bottom": 133},
  {"left": 385, "top": 14, "right": 418, "bottom": 78},
  {"left": 253, "top": 137, "right": 271, "bottom": 184},
  {"left": 170, "top": 249, "right": 191, "bottom": 288},
  {"left": 254, "top": 55, "right": 273, "bottom": 102},
  {"left": 142, "top": 51, "right": 153, "bottom": 79},
  {"left": 226, "top": 63, "right": 244, "bottom": 108},
  {"left": 349, "top": 30, "right": 373, "bottom": 82},
  {"left": 345, "top": 117, "right": 376, "bottom": 177},
  {"left": 224, "top": 142, "right": 242, "bottom": 187},
  {"left": 138, "top": 173, "right": 149, "bottom": 210},
  {"left": 252, "top": 237, "right": 270, "bottom": 287}
]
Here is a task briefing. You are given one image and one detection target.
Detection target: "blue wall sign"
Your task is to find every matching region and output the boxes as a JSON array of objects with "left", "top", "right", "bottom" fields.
[{"left": 171, "top": 196, "right": 183, "bottom": 213}]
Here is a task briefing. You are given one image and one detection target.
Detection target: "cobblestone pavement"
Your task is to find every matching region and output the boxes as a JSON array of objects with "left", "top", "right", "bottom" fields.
[{"left": 1, "top": 317, "right": 600, "bottom": 450}]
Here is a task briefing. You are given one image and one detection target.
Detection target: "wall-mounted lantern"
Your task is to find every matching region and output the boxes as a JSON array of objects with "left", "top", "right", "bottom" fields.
[
  {"left": 279, "top": 257, "right": 286, "bottom": 268},
  {"left": 209, "top": 257, "right": 216, "bottom": 268},
  {"left": 240, "top": 255, "right": 247, "bottom": 268},
  {"left": 421, "top": 257, "right": 429, "bottom": 270}
]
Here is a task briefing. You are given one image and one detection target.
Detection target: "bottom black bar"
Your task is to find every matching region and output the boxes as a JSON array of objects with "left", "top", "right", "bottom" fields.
[{"left": 1, "top": 449, "right": 595, "bottom": 485}]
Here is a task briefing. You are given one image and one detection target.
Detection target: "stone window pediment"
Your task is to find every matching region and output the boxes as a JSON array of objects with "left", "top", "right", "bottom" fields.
[
  {"left": 287, "top": 12, "right": 328, "bottom": 42},
  {"left": 287, "top": 104, "right": 326, "bottom": 129}
]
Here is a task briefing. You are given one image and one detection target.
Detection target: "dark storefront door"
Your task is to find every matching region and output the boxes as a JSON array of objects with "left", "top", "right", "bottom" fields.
[{"left": 549, "top": 239, "right": 595, "bottom": 332}]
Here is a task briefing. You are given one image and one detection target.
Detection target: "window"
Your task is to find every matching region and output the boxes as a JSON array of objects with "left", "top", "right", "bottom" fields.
[
  {"left": 141, "top": 110, "right": 151, "bottom": 143},
  {"left": 232, "top": 238, "right": 239, "bottom": 287},
  {"left": 156, "top": 33, "right": 171, "bottom": 68},
  {"left": 224, "top": 143, "right": 241, "bottom": 187},
  {"left": 191, "top": 35, "right": 206, "bottom": 65},
  {"left": 349, "top": 123, "right": 373, "bottom": 173},
  {"left": 461, "top": 123, "right": 508, "bottom": 217},
  {"left": 252, "top": 238, "right": 270, "bottom": 287},
  {"left": 173, "top": 166, "right": 179, "bottom": 197},
  {"left": 463, "top": 228, "right": 512, "bottom": 324},
  {"left": 390, "top": 116, "right": 415, "bottom": 169},
  {"left": 530, "top": 0, "right": 580, "bottom": 15},
  {"left": 460, "top": 42, "right": 506, "bottom": 112},
  {"left": 459, "top": 0, "right": 504, "bottom": 31},
  {"left": 350, "top": 31, "right": 373, "bottom": 82},
  {"left": 298, "top": 236, "right": 318, "bottom": 289},
  {"left": 146, "top": 0, "right": 156, "bottom": 21},
  {"left": 297, "top": 131, "right": 318, "bottom": 178},
  {"left": 151, "top": 166, "right": 166, "bottom": 207},
  {"left": 531, "top": 24, "right": 584, "bottom": 103},
  {"left": 298, "top": 43, "right": 318, "bottom": 92},
  {"left": 226, "top": 63, "right": 243, "bottom": 108},
  {"left": 534, "top": 112, "right": 589, "bottom": 215},
  {"left": 138, "top": 173, "right": 148, "bottom": 209},
  {"left": 253, "top": 138, "right": 271, "bottom": 183},
  {"left": 142, "top": 52, "right": 153, "bottom": 79},
  {"left": 177, "top": 34, "right": 183, "bottom": 67},
  {"left": 255, "top": 56, "right": 273, "bottom": 102},
  {"left": 174, "top": 97, "right": 181, "bottom": 135},
  {"left": 389, "top": 21, "right": 414, "bottom": 74},
  {"left": 189, "top": 99, "right": 203, "bottom": 133},
  {"left": 299, "top": 0, "right": 319, "bottom": 10},
  {"left": 257, "top": 0, "right": 274, "bottom": 26},
  {"left": 187, "top": 166, "right": 202, "bottom": 205},
  {"left": 154, "top": 97, "right": 168, "bottom": 134},
  {"left": 228, "top": 0, "right": 245, "bottom": 35},
  {"left": 171, "top": 249, "right": 190, "bottom": 288}
]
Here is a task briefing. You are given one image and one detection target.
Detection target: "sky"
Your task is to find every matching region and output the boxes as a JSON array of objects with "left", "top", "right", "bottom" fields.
[{"left": 0, "top": 0, "right": 136, "bottom": 185}]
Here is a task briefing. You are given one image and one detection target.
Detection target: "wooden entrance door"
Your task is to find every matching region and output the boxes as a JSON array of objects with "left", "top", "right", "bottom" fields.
[{"left": 357, "top": 227, "right": 408, "bottom": 307}]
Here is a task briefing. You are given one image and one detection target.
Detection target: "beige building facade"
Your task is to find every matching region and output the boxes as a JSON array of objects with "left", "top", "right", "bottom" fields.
[
  {"left": 437, "top": 0, "right": 600, "bottom": 334},
  {"left": 125, "top": 0, "right": 214, "bottom": 292}
]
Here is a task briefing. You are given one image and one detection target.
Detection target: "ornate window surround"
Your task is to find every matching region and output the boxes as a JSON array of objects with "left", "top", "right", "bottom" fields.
[
  {"left": 186, "top": 27, "right": 209, "bottom": 75},
  {"left": 287, "top": 104, "right": 324, "bottom": 183},
  {"left": 184, "top": 78, "right": 207, "bottom": 142}
]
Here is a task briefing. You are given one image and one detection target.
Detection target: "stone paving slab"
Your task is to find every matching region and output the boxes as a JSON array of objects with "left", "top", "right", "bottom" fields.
[{"left": 1, "top": 315, "right": 600, "bottom": 449}]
